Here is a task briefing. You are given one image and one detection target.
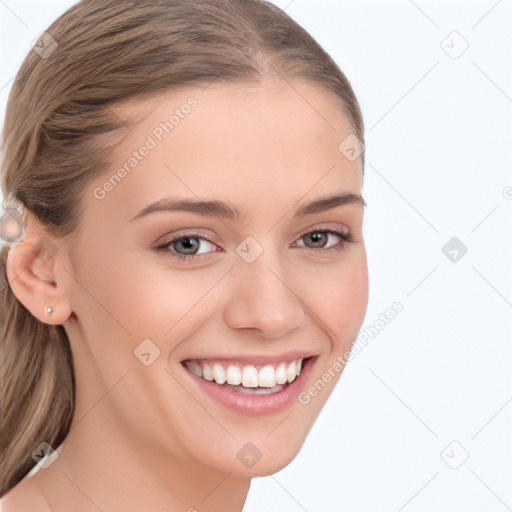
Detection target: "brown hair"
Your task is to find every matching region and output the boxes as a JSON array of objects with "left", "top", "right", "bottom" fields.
[{"left": 0, "top": 0, "right": 364, "bottom": 495}]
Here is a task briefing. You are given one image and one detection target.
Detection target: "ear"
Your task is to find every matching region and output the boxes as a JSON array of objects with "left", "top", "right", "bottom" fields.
[{"left": 6, "top": 212, "right": 73, "bottom": 325}]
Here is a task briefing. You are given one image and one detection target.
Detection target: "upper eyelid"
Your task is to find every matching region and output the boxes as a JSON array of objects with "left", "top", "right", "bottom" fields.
[
  {"left": 156, "top": 221, "right": 351, "bottom": 241},
  {"left": 153, "top": 226, "right": 218, "bottom": 242},
  {"left": 156, "top": 225, "right": 349, "bottom": 244}
]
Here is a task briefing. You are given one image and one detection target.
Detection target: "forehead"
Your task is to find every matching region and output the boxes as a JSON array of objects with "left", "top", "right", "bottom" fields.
[{"left": 88, "top": 80, "right": 362, "bottom": 225}]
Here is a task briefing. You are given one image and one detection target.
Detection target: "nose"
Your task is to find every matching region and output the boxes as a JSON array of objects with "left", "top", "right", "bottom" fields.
[{"left": 223, "top": 250, "right": 307, "bottom": 339}]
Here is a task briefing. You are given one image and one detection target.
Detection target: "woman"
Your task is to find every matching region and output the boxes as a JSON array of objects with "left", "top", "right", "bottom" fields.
[{"left": 0, "top": 0, "right": 368, "bottom": 510}]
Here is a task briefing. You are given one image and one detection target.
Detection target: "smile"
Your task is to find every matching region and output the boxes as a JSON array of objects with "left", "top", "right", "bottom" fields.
[{"left": 180, "top": 356, "right": 316, "bottom": 414}]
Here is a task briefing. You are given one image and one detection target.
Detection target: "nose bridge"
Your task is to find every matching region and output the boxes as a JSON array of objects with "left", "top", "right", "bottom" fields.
[{"left": 223, "top": 240, "right": 306, "bottom": 337}]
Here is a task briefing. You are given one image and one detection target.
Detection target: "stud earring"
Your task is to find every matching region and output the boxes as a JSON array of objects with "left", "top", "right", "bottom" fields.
[{"left": 46, "top": 305, "right": 54, "bottom": 316}]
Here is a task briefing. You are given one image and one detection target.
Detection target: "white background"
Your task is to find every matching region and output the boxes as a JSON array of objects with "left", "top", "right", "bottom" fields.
[{"left": 1, "top": 1, "right": 511, "bottom": 511}]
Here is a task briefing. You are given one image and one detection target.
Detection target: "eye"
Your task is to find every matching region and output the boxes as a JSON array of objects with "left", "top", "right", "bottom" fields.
[
  {"left": 153, "top": 228, "right": 353, "bottom": 262},
  {"left": 153, "top": 231, "right": 220, "bottom": 262},
  {"left": 293, "top": 229, "right": 352, "bottom": 252}
]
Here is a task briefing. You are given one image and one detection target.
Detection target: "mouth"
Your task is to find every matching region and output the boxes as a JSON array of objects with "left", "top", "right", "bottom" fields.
[{"left": 180, "top": 355, "right": 317, "bottom": 415}]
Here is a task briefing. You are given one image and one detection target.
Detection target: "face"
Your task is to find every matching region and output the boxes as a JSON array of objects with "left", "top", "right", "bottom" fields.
[{"left": 64, "top": 79, "right": 368, "bottom": 478}]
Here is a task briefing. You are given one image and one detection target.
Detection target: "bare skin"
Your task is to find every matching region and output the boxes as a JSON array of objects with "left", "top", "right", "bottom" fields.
[{"left": 2, "top": 78, "right": 368, "bottom": 511}]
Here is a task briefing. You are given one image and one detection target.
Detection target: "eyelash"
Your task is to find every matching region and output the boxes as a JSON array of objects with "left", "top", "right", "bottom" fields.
[{"left": 153, "top": 229, "right": 353, "bottom": 262}]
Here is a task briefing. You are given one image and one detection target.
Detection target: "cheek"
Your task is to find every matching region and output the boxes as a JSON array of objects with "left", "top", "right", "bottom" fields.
[
  {"left": 338, "top": 254, "right": 368, "bottom": 323},
  {"left": 98, "top": 254, "right": 230, "bottom": 340},
  {"left": 302, "top": 251, "right": 369, "bottom": 347}
]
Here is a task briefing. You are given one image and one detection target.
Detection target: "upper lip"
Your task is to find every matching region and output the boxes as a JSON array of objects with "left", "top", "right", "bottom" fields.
[{"left": 181, "top": 352, "right": 317, "bottom": 365}]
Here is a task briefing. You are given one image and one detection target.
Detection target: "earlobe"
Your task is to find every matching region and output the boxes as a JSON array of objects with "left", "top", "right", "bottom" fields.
[{"left": 5, "top": 224, "right": 73, "bottom": 325}]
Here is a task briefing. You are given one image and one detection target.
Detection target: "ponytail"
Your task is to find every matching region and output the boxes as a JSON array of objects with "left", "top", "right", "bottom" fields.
[{"left": 0, "top": 244, "right": 75, "bottom": 495}]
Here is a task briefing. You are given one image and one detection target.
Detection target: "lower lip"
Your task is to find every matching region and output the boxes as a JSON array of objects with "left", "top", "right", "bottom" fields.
[{"left": 181, "top": 357, "right": 317, "bottom": 415}]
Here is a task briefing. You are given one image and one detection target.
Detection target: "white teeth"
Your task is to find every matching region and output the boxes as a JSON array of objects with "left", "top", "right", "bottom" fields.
[
  {"left": 286, "top": 362, "right": 297, "bottom": 383},
  {"left": 212, "top": 363, "right": 226, "bottom": 385},
  {"left": 275, "top": 363, "right": 288, "bottom": 385},
  {"left": 202, "top": 364, "right": 214, "bottom": 381},
  {"left": 226, "top": 365, "right": 242, "bottom": 385},
  {"left": 241, "top": 366, "right": 259, "bottom": 388},
  {"left": 258, "top": 365, "right": 277, "bottom": 387},
  {"left": 296, "top": 358, "right": 303, "bottom": 376},
  {"left": 184, "top": 358, "right": 307, "bottom": 389}
]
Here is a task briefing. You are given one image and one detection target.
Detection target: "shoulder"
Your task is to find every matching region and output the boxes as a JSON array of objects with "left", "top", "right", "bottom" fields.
[{"left": 0, "top": 478, "right": 51, "bottom": 512}]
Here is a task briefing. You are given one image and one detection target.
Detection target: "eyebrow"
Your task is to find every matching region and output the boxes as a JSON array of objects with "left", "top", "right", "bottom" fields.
[{"left": 130, "top": 193, "right": 366, "bottom": 222}]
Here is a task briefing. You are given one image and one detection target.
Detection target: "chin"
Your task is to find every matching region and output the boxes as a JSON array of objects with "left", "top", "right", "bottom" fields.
[{"left": 197, "top": 428, "right": 310, "bottom": 480}]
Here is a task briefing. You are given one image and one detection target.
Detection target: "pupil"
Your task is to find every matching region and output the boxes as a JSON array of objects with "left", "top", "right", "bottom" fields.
[
  {"left": 308, "top": 232, "right": 326, "bottom": 247},
  {"left": 175, "top": 237, "right": 198, "bottom": 254}
]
